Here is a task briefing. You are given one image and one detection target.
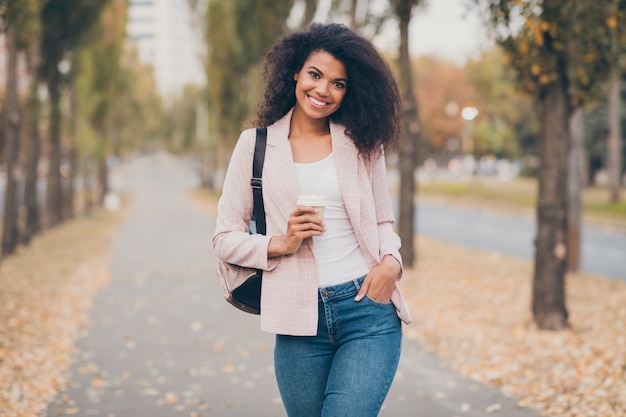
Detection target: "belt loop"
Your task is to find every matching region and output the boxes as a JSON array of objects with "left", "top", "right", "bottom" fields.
[{"left": 353, "top": 274, "right": 367, "bottom": 292}]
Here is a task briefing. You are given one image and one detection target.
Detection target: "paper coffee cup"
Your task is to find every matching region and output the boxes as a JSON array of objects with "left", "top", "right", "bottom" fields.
[{"left": 297, "top": 195, "right": 326, "bottom": 220}]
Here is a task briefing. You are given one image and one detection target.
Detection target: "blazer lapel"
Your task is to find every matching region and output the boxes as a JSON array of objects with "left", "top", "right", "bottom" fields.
[
  {"left": 330, "top": 122, "right": 362, "bottom": 232},
  {"left": 330, "top": 122, "right": 379, "bottom": 266},
  {"left": 265, "top": 110, "right": 300, "bottom": 227}
]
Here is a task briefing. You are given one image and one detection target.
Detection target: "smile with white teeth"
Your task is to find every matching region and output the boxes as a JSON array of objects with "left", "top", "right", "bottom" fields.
[{"left": 308, "top": 95, "right": 328, "bottom": 107}]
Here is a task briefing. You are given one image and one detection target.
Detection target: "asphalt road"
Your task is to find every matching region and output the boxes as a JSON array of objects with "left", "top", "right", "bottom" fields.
[
  {"left": 44, "top": 153, "right": 539, "bottom": 417},
  {"left": 414, "top": 199, "right": 626, "bottom": 281}
]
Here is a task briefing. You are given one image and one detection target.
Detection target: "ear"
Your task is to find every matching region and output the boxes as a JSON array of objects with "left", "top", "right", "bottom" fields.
[{"left": 294, "top": 73, "right": 299, "bottom": 81}]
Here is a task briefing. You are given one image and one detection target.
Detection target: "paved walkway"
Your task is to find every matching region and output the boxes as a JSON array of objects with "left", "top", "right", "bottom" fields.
[{"left": 45, "top": 153, "right": 540, "bottom": 417}]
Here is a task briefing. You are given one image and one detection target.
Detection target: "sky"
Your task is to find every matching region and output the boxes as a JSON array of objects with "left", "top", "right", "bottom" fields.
[
  {"left": 410, "top": 0, "right": 492, "bottom": 63},
  {"left": 375, "top": 0, "right": 493, "bottom": 65}
]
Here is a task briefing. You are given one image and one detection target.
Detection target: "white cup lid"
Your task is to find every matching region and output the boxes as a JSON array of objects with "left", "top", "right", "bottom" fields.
[{"left": 297, "top": 194, "right": 326, "bottom": 206}]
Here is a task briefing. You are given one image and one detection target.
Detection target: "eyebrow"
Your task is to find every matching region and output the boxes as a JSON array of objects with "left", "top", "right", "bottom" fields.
[{"left": 308, "top": 65, "right": 348, "bottom": 83}]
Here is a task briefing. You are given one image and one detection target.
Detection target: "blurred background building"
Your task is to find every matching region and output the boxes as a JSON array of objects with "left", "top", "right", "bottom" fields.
[{"left": 126, "top": 0, "right": 205, "bottom": 101}]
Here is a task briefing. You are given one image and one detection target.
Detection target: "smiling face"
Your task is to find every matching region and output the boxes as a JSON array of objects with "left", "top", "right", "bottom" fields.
[{"left": 293, "top": 51, "right": 348, "bottom": 122}]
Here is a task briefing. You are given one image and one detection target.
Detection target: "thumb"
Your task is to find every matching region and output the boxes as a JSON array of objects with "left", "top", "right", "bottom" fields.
[{"left": 354, "top": 280, "right": 369, "bottom": 302}]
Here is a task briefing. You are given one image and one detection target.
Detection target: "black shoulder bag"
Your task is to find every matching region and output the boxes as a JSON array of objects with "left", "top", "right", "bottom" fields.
[{"left": 216, "top": 127, "right": 267, "bottom": 314}]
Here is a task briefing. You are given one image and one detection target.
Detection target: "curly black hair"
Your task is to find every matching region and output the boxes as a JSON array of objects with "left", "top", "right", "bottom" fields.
[{"left": 253, "top": 23, "right": 402, "bottom": 156}]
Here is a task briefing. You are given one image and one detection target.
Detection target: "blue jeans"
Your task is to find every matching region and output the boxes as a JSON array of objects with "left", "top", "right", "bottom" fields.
[{"left": 274, "top": 275, "right": 402, "bottom": 417}]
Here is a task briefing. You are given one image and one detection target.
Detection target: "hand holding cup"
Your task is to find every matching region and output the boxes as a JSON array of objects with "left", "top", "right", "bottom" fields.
[{"left": 296, "top": 195, "right": 326, "bottom": 220}]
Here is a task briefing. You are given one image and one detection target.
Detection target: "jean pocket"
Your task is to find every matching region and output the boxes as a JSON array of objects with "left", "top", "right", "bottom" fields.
[{"left": 364, "top": 294, "right": 393, "bottom": 306}]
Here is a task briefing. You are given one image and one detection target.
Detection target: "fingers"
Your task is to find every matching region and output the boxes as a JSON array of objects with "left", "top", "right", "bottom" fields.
[
  {"left": 288, "top": 213, "right": 324, "bottom": 230},
  {"left": 279, "top": 207, "right": 325, "bottom": 254},
  {"left": 355, "top": 269, "right": 395, "bottom": 303},
  {"left": 364, "top": 285, "right": 392, "bottom": 303},
  {"left": 288, "top": 207, "right": 324, "bottom": 234},
  {"left": 292, "top": 206, "right": 323, "bottom": 221}
]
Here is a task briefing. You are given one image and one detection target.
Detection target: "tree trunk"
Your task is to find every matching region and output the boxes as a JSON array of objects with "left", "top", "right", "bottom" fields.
[
  {"left": 46, "top": 76, "right": 63, "bottom": 227},
  {"left": 23, "top": 49, "right": 43, "bottom": 244},
  {"left": 1, "top": 25, "right": 23, "bottom": 256},
  {"left": 567, "top": 106, "right": 584, "bottom": 273},
  {"left": 97, "top": 153, "right": 109, "bottom": 205},
  {"left": 348, "top": 0, "right": 359, "bottom": 30},
  {"left": 65, "top": 80, "right": 79, "bottom": 219},
  {"left": 64, "top": 146, "right": 77, "bottom": 218},
  {"left": 532, "top": 80, "right": 570, "bottom": 330},
  {"left": 607, "top": 79, "right": 623, "bottom": 203},
  {"left": 202, "top": 149, "right": 216, "bottom": 189},
  {"left": 299, "top": 0, "right": 318, "bottom": 30},
  {"left": 83, "top": 157, "right": 94, "bottom": 214},
  {"left": 23, "top": 119, "right": 41, "bottom": 244},
  {"left": 396, "top": 0, "right": 420, "bottom": 267}
]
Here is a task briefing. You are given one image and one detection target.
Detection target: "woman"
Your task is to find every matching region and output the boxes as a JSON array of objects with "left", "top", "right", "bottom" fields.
[{"left": 213, "top": 23, "right": 412, "bottom": 417}]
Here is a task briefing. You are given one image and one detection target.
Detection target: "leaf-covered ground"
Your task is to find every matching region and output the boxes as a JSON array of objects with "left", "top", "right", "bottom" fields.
[
  {"left": 0, "top": 206, "right": 127, "bottom": 417},
  {"left": 401, "top": 237, "right": 626, "bottom": 417}
]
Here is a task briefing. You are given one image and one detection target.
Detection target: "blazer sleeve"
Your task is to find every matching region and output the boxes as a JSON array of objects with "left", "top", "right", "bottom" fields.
[
  {"left": 212, "top": 129, "right": 277, "bottom": 271},
  {"left": 369, "top": 150, "right": 404, "bottom": 279}
]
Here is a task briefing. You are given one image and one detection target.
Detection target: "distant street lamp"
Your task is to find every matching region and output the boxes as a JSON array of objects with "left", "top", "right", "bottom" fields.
[
  {"left": 58, "top": 58, "right": 71, "bottom": 76},
  {"left": 461, "top": 106, "right": 479, "bottom": 154},
  {"left": 461, "top": 106, "right": 478, "bottom": 121}
]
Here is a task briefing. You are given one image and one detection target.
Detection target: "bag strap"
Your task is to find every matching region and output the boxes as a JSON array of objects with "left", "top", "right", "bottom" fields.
[{"left": 251, "top": 127, "right": 267, "bottom": 235}]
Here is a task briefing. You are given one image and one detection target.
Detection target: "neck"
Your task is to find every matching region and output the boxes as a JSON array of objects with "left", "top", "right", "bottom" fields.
[{"left": 290, "top": 108, "right": 330, "bottom": 137}]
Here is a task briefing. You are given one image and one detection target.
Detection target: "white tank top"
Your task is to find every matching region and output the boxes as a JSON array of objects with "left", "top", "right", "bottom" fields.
[{"left": 294, "top": 153, "right": 370, "bottom": 287}]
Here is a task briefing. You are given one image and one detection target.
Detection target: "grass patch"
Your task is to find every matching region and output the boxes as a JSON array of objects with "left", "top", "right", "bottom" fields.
[
  {"left": 584, "top": 200, "right": 626, "bottom": 216},
  {"left": 419, "top": 177, "right": 626, "bottom": 226}
]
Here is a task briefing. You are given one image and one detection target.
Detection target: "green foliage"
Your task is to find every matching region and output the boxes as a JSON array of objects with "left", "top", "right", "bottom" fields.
[
  {"left": 465, "top": 47, "right": 538, "bottom": 158},
  {"left": 476, "top": 0, "right": 626, "bottom": 104},
  {"left": 233, "top": 0, "right": 294, "bottom": 68},
  {"left": 162, "top": 85, "right": 204, "bottom": 152},
  {"left": 72, "top": 0, "right": 161, "bottom": 159},
  {"left": 470, "top": 115, "right": 518, "bottom": 157},
  {"left": 39, "top": 0, "right": 109, "bottom": 82},
  {"left": 73, "top": 49, "right": 99, "bottom": 156},
  {"left": 76, "top": 41, "right": 162, "bottom": 159},
  {"left": 70, "top": 0, "right": 124, "bottom": 162},
  {"left": 0, "top": 0, "right": 42, "bottom": 49},
  {"left": 111, "top": 48, "right": 163, "bottom": 155},
  {"left": 205, "top": 0, "right": 295, "bottom": 144}
]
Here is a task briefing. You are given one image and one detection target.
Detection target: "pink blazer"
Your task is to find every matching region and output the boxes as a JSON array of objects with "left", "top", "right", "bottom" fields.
[{"left": 213, "top": 110, "right": 412, "bottom": 335}]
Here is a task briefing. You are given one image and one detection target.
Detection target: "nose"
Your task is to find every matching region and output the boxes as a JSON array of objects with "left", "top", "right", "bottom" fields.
[{"left": 316, "top": 81, "right": 330, "bottom": 97}]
